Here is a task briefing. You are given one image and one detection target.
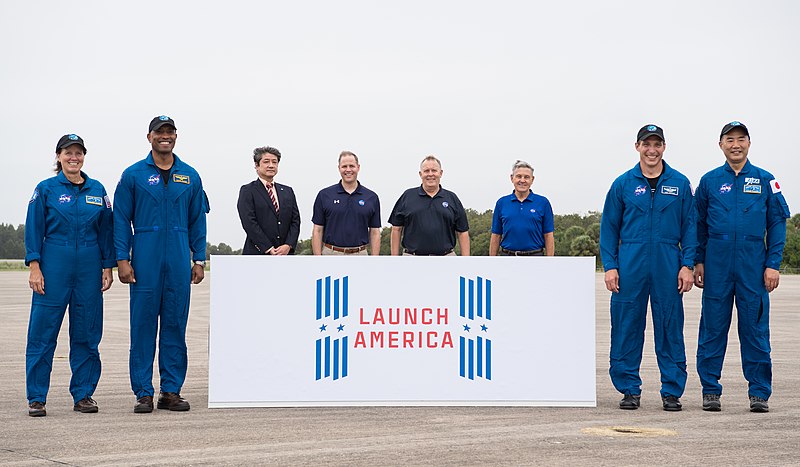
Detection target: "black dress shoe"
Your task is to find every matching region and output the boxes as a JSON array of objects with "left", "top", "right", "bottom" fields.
[
  {"left": 157, "top": 392, "right": 190, "bottom": 411},
  {"left": 74, "top": 397, "right": 99, "bottom": 413},
  {"left": 28, "top": 401, "right": 46, "bottom": 417},
  {"left": 619, "top": 393, "right": 641, "bottom": 410},
  {"left": 662, "top": 395, "right": 682, "bottom": 411},
  {"left": 134, "top": 395, "right": 154, "bottom": 413}
]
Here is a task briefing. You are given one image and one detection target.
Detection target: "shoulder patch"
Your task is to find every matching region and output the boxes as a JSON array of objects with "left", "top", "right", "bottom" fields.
[
  {"left": 770, "top": 179, "right": 783, "bottom": 194},
  {"left": 173, "top": 174, "right": 190, "bottom": 184},
  {"left": 104, "top": 195, "right": 111, "bottom": 208},
  {"left": 29, "top": 188, "right": 39, "bottom": 204}
]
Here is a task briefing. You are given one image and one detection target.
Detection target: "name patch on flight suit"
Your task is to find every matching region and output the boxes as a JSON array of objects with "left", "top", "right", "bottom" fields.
[
  {"left": 173, "top": 174, "right": 190, "bottom": 184},
  {"left": 743, "top": 184, "right": 762, "bottom": 194},
  {"left": 661, "top": 186, "right": 679, "bottom": 196},
  {"left": 85, "top": 195, "right": 103, "bottom": 206}
]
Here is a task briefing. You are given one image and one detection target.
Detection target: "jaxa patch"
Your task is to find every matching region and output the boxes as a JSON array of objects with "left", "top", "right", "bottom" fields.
[
  {"left": 661, "top": 186, "right": 679, "bottom": 196},
  {"left": 29, "top": 188, "right": 39, "bottom": 204},
  {"left": 85, "top": 195, "right": 103, "bottom": 206},
  {"left": 719, "top": 183, "right": 732, "bottom": 194},
  {"left": 634, "top": 185, "right": 647, "bottom": 196},
  {"left": 745, "top": 177, "right": 760, "bottom": 185},
  {"left": 148, "top": 174, "right": 160, "bottom": 186},
  {"left": 173, "top": 174, "right": 190, "bottom": 184},
  {"left": 104, "top": 195, "right": 111, "bottom": 208},
  {"left": 770, "top": 179, "right": 783, "bottom": 194},
  {"left": 743, "top": 184, "right": 762, "bottom": 194}
]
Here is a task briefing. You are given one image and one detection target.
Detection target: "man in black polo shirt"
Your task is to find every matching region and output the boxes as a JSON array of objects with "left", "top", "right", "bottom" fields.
[
  {"left": 311, "top": 151, "right": 382, "bottom": 255},
  {"left": 389, "top": 155, "right": 470, "bottom": 256}
]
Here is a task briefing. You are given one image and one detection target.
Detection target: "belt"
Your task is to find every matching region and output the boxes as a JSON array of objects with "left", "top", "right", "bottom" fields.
[
  {"left": 708, "top": 233, "right": 764, "bottom": 242},
  {"left": 324, "top": 243, "right": 368, "bottom": 254},
  {"left": 500, "top": 247, "right": 544, "bottom": 256},
  {"left": 404, "top": 249, "right": 454, "bottom": 256}
]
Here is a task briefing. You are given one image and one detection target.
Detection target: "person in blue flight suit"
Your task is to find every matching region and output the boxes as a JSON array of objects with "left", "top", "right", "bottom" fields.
[
  {"left": 600, "top": 124, "right": 696, "bottom": 412},
  {"left": 24, "top": 134, "right": 114, "bottom": 417},
  {"left": 694, "top": 121, "right": 791, "bottom": 413},
  {"left": 114, "top": 116, "right": 208, "bottom": 414},
  {"left": 489, "top": 160, "right": 555, "bottom": 256}
]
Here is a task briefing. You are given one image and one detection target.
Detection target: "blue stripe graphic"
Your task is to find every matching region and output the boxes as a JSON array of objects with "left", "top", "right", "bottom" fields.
[
  {"left": 459, "top": 336, "right": 465, "bottom": 377},
  {"left": 342, "top": 336, "right": 348, "bottom": 377},
  {"left": 486, "top": 339, "right": 492, "bottom": 380},
  {"left": 316, "top": 279, "right": 322, "bottom": 320},
  {"left": 334, "top": 278, "right": 340, "bottom": 320},
  {"left": 325, "top": 276, "right": 331, "bottom": 317},
  {"left": 477, "top": 276, "right": 483, "bottom": 318},
  {"left": 477, "top": 336, "right": 483, "bottom": 378},
  {"left": 468, "top": 338, "right": 474, "bottom": 380},
  {"left": 343, "top": 276, "right": 349, "bottom": 317},
  {"left": 468, "top": 279, "right": 474, "bottom": 320},
  {"left": 324, "top": 336, "right": 331, "bottom": 378},
  {"left": 333, "top": 339, "right": 340, "bottom": 380},
  {"left": 486, "top": 279, "right": 492, "bottom": 320},
  {"left": 459, "top": 277, "right": 465, "bottom": 318},
  {"left": 315, "top": 339, "right": 322, "bottom": 380}
]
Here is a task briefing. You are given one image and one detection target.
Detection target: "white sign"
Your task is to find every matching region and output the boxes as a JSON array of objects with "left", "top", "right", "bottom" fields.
[{"left": 208, "top": 256, "right": 596, "bottom": 407}]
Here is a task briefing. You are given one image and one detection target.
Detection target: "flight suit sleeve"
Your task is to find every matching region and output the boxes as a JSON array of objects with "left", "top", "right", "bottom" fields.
[
  {"left": 113, "top": 171, "right": 135, "bottom": 262},
  {"left": 99, "top": 186, "right": 116, "bottom": 269},
  {"left": 678, "top": 180, "right": 698, "bottom": 269},
  {"left": 694, "top": 178, "right": 709, "bottom": 265},
  {"left": 188, "top": 178, "right": 208, "bottom": 262},
  {"left": 600, "top": 180, "right": 623, "bottom": 271},
  {"left": 765, "top": 177, "right": 790, "bottom": 270},
  {"left": 24, "top": 183, "right": 46, "bottom": 266}
]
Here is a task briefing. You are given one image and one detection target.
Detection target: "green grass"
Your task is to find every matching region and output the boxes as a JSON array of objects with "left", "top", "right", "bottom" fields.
[{"left": 0, "top": 261, "right": 27, "bottom": 271}]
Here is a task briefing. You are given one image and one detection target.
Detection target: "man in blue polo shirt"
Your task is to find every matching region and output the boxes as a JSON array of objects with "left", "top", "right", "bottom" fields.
[
  {"left": 489, "top": 160, "right": 554, "bottom": 256},
  {"left": 389, "top": 155, "right": 470, "bottom": 256},
  {"left": 311, "top": 151, "right": 381, "bottom": 255}
]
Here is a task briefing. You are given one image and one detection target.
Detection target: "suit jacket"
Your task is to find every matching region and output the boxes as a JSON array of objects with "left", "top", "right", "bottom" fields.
[{"left": 237, "top": 179, "right": 301, "bottom": 255}]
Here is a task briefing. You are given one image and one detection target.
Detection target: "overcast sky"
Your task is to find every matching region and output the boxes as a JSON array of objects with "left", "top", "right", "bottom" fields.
[{"left": 2, "top": 1, "right": 797, "bottom": 246}]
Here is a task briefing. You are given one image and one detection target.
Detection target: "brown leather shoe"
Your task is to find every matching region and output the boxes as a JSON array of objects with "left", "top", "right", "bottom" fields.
[
  {"left": 157, "top": 392, "right": 190, "bottom": 411},
  {"left": 28, "top": 401, "right": 46, "bottom": 417},
  {"left": 134, "top": 395, "right": 154, "bottom": 413},
  {"left": 73, "top": 397, "right": 99, "bottom": 413}
]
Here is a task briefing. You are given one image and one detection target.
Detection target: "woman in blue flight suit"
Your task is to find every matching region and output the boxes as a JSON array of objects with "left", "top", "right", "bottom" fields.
[{"left": 24, "top": 134, "right": 115, "bottom": 417}]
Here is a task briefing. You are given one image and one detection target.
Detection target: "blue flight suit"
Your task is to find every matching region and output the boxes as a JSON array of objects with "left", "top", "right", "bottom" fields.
[
  {"left": 695, "top": 160, "right": 790, "bottom": 399},
  {"left": 600, "top": 161, "right": 697, "bottom": 398},
  {"left": 113, "top": 152, "right": 208, "bottom": 399},
  {"left": 24, "top": 172, "right": 115, "bottom": 404}
]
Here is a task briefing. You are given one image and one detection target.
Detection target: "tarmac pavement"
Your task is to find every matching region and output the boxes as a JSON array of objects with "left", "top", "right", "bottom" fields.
[{"left": 0, "top": 270, "right": 798, "bottom": 466}]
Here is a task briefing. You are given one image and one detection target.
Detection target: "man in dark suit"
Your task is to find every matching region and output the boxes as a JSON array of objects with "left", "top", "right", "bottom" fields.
[{"left": 237, "top": 146, "right": 301, "bottom": 255}]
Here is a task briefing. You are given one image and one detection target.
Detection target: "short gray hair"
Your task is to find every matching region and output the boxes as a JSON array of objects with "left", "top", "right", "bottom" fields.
[
  {"left": 253, "top": 146, "right": 281, "bottom": 165},
  {"left": 420, "top": 155, "right": 442, "bottom": 170},
  {"left": 512, "top": 160, "right": 534, "bottom": 174}
]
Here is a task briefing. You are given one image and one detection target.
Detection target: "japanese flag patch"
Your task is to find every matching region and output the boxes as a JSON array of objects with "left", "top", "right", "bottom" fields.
[{"left": 770, "top": 179, "right": 783, "bottom": 194}]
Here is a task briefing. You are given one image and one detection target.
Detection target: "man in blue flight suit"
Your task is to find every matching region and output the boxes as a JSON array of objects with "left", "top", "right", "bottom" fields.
[
  {"left": 600, "top": 124, "right": 696, "bottom": 411},
  {"left": 25, "top": 134, "right": 115, "bottom": 417},
  {"left": 694, "top": 121, "right": 791, "bottom": 413},
  {"left": 114, "top": 116, "right": 208, "bottom": 413}
]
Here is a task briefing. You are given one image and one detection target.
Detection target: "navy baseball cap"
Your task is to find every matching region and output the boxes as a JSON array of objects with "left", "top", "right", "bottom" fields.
[
  {"left": 149, "top": 115, "right": 177, "bottom": 132},
  {"left": 720, "top": 121, "right": 749, "bottom": 139},
  {"left": 56, "top": 134, "right": 87, "bottom": 153},
  {"left": 637, "top": 124, "right": 665, "bottom": 142}
]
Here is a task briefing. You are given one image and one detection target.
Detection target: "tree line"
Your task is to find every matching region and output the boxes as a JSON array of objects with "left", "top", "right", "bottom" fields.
[{"left": 3, "top": 214, "right": 800, "bottom": 272}]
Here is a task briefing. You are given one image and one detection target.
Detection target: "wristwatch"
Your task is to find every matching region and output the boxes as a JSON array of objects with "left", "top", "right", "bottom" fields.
[{"left": 194, "top": 260, "right": 206, "bottom": 267}]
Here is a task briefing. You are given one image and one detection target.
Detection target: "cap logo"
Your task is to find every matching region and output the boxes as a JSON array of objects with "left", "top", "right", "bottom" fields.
[
  {"left": 729, "top": 121, "right": 741, "bottom": 126},
  {"left": 68, "top": 134, "right": 78, "bottom": 140},
  {"left": 159, "top": 115, "right": 170, "bottom": 121},
  {"left": 647, "top": 125, "right": 657, "bottom": 131}
]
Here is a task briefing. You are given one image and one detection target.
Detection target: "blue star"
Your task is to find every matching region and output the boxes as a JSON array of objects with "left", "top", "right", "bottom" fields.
[
  {"left": 319, "top": 324, "right": 327, "bottom": 332},
  {"left": 337, "top": 324, "right": 345, "bottom": 332},
  {"left": 463, "top": 324, "right": 471, "bottom": 332},
  {"left": 481, "top": 324, "right": 488, "bottom": 332}
]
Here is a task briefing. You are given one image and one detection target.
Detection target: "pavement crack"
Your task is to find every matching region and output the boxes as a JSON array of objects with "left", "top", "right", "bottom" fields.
[{"left": 1, "top": 448, "right": 78, "bottom": 466}]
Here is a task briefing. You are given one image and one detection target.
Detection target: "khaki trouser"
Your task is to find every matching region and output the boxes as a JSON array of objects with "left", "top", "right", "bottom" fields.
[{"left": 322, "top": 245, "right": 369, "bottom": 256}]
